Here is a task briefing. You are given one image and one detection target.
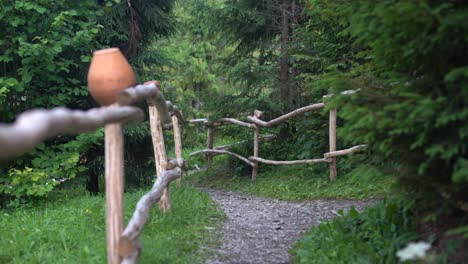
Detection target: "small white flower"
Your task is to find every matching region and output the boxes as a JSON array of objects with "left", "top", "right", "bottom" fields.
[{"left": 397, "top": 241, "right": 431, "bottom": 261}]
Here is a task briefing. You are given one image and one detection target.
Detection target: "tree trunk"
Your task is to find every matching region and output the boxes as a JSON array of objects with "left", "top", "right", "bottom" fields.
[{"left": 280, "top": 0, "right": 290, "bottom": 109}]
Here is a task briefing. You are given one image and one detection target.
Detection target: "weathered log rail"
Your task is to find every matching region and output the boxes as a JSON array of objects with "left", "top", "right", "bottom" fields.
[
  {"left": 0, "top": 83, "right": 185, "bottom": 264},
  {"left": 0, "top": 106, "right": 143, "bottom": 160},
  {"left": 189, "top": 90, "right": 366, "bottom": 181}
]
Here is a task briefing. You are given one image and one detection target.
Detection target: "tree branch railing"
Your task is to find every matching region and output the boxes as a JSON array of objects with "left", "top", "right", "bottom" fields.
[
  {"left": 188, "top": 90, "right": 365, "bottom": 181},
  {"left": 0, "top": 83, "right": 186, "bottom": 264},
  {"left": 0, "top": 106, "right": 143, "bottom": 160},
  {"left": 1, "top": 83, "right": 365, "bottom": 263}
]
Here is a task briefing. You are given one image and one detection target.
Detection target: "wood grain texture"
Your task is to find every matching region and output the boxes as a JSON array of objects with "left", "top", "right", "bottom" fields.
[
  {"left": 105, "top": 124, "right": 124, "bottom": 264},
  {"left": 147, "top": 102, "right": 171, "bottom": 213}
]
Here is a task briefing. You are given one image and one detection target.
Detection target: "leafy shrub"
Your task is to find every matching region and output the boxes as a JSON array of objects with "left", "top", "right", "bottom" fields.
[
  {"left": 292, "top": 198, "right": 417, "bottom": 264},
  {"left": 0, "top": 131, "right": 102, "bottom": 204},
  {"left": 299, "top": 0, "right": 468, "bottom": 205}
]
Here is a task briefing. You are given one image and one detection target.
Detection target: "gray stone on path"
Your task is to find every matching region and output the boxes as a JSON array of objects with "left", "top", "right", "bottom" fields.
[{"left": 202, "top": 189, "right": 377, "bottom": 264}]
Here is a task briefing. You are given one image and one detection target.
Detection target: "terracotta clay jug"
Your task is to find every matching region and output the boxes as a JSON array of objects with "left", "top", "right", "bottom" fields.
[{"left": 87, "top": 48, "right": 135, "bottom": 106}]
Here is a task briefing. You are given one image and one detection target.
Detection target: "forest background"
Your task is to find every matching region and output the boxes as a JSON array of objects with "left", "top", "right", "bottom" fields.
[{"left": 0, "top": 0, "right": 467, "bottom": 262}]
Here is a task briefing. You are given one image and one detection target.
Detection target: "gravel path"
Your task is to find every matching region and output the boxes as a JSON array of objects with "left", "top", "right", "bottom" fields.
[{"left": 202, "top": 189, "right": 377, "bottom": 264}]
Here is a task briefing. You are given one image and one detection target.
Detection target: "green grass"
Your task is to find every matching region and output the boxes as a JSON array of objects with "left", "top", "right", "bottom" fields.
[
  {"left": 187, "top": 159, "right": 394, "bottom": 201},
  {"left": 0, "top": 184, "right": 224, "bottom": 263},
  {"left": 290, "top": 198, "right": 417, "bottom": 263}
]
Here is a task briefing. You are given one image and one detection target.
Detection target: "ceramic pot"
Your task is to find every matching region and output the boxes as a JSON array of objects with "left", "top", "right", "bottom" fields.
[{"left": 87, "top": 48, "right": 135, "bottom": 106}]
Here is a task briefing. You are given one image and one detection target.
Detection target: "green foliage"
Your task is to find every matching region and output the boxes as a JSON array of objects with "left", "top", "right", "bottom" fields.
[
  {"left": 0, "top": 131, "right": 103, "bottom": 203},
  {"left": 188, "top": 160, "right": 394, "bottom": 201},
  {"left": 291, "top": 198, "right": 417, "bottom": 263},
  {"left": 0, "top": 0, "right": 176, "bottom": 200},
  {"left": 0, "top": 0, "right": 106, "bottom": 118},
  {"left": 213, "top": 0, "right": 281, "bottom": 54},
  {"left": 0, "top": 185, "right": 224, "bottom": 263},
  {"left": 297, "top": 0, "right": 468, "bottom": 205}
]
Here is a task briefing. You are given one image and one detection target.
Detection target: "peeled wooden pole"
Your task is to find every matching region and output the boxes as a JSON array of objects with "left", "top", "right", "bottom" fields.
[
  {"left": 105, "top": 123, "right": 124, "bottom": 264},
  {"left": 206, "top": 127, "right": 215, "bottom": 167},
  {"left": 172, "top": 115, "right": 183, "bottom": 187},
  {"left": 252, "top": 125, "right": 259, "bottom": 181},
  {"left": 148, "top": 101, "right": 171, "bottom": 213},
  {"left": 329, "top": 109, "right": 337, "bottom": 181}
]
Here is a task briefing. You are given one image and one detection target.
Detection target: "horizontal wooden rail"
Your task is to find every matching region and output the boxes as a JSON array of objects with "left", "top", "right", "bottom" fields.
[
  {"left": 324, "top": 145, "right": 367, "bottom": 158},
  {"left": 247, "top": 103, "right": 325, "bottom": 127},
  {"left": 188, "top": 117, "right": 254, "bottom": 128},
  {"left": 190, "top": 149, "right": 257, "bottom": 167},
  {"left": 249, "top": 156, "right": 330, "bottom": 165},
  {"left": 0, "top": 105, "right": 143, "bottom": 160},
  {"left": 189, "top": 135, "right": 275, "bottom": 156},
  {"left": 118, "top": 84, "right": 172, "bottom": 124},
  {"left": 117, "top": 83, "right": 159, "bottom": 105}
]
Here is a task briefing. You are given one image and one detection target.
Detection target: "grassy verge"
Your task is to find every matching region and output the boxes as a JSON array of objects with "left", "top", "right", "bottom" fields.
[
  {"left": 291, "top": 198, "right": 417, "bottom": 263},
  {"left": 0, "top": 184, "right": 224, "bottom": 263},
  {"left": 187, "top": 158, "right": 394, "bottom": 201}
]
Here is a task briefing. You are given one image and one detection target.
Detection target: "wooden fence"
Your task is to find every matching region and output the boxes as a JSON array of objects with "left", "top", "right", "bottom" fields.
[
  {"left": 0, "top": 83, "right": 366, "bottom": 263},
  {"left": 0, "top": 83, "right": 185, "bottom": 264},
  {"left": 189, "top": 92, "right": 366, "bottom": 181}
]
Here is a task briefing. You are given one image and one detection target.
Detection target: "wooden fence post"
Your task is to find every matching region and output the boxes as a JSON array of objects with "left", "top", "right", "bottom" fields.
[
  {"left": 172, "top": 115, "right": 183, "bottom": 187},
  {"left": 206, "top": 126, "right": 214, "bottom": 167},
  {"left": 148, "top": 102, "right": 171, "bottom": 213},
  {"left": 105, "top": 123, "right": 124, "bottom": 264},
  {"left": 329, "top": 108, "right": 337, "bottom": 181},
  {"left": 252, "top": 125, "right": 259, "bottom": 181},
  {"left": 251, "top": 110, "right": 263, "bottom": 180}
]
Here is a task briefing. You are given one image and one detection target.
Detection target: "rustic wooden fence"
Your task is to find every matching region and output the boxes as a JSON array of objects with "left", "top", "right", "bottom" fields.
[
  {"left": 0, "top": 83, "right": 185, "bottom": 264},
  {"left": 0, "top": 83, "right": 366, "bottom": 263},
  {"left": 189, "top": 91, "right": 366, "bottom": 181}
]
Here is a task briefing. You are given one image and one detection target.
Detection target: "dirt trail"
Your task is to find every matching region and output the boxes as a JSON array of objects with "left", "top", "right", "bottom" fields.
[{"left": 202, "top": 189, "right": 376, "bottom": 264}]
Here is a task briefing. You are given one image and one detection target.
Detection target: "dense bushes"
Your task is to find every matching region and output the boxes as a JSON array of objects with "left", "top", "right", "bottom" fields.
[
  {"left": 292, "top": 199, "right": 416, "bottom": 263},
  {"left": 0, "top": 0, "right": 175, "bottom": 205},
  {"left": 297, "top": 0, "right": 468, "bottom": 206}
]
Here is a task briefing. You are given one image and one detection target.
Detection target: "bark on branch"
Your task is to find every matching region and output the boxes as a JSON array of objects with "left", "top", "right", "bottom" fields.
[
  {"left": 189, "top": 135, "right": 275, "bottom": 155},
  {"left": 324, "top": 145, "right": 367, "bottom": 158},
  {"left": 190, "top": 149, "right": 256, "bottom": 167},
  {"left": 249, "top": 156, "right": 330, "bottom": 165},
  {"left": 117, "top": 83, "right": 159, "bottom": 105},
  {"left": 117, "top": 83, "right": 172, "bottom": 124},
  {"left": 247, "top": 103, "right": 325, "bottom": 127},
  {"left": 0, "top": 105, "right": 143, "bottom": 160},
  {"left": 119, "top": 159, "right": 185, "bottom": 264},
  {"left": 187, "top": 118, "right": 253, "bottom": 128}
]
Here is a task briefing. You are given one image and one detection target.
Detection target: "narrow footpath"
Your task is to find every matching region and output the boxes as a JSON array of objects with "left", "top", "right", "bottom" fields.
[{"left": 202, "top": 189, "right": 376, "bottom": 264}]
